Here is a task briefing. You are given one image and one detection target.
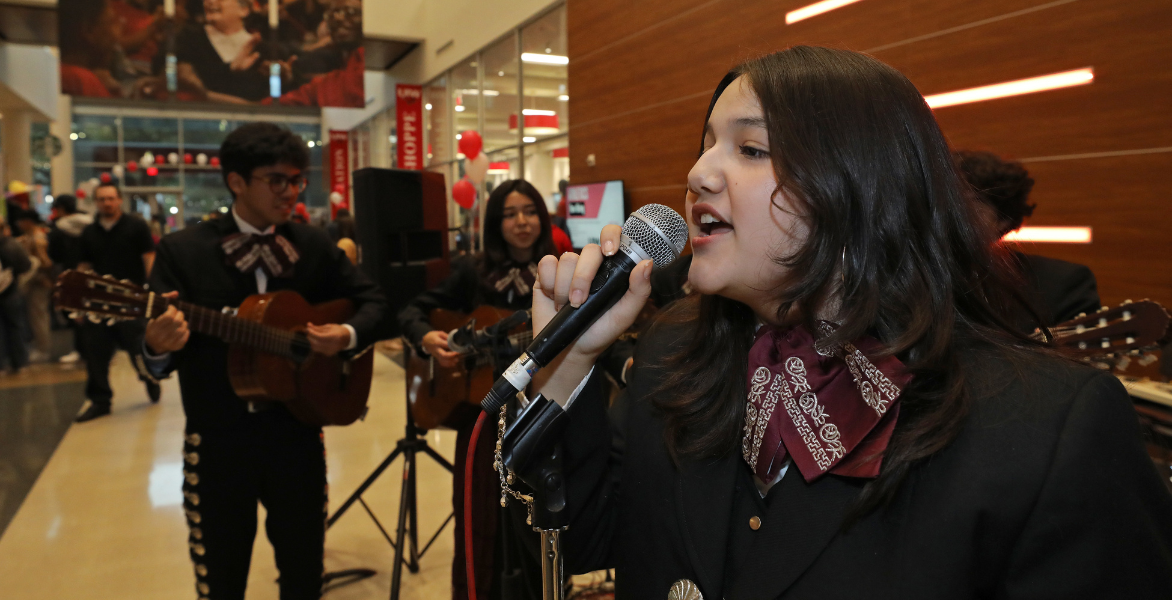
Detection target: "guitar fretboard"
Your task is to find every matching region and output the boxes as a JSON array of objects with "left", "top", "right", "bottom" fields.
[{"left": 156, "top": 296, "right": 308, "bottom": 360}]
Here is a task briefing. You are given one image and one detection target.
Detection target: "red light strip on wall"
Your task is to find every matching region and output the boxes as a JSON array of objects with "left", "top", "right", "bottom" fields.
[
  {"left": 925, "top": 68, "right": 1094, "bottom": 109},
  {"left": 1003, "top": 227, "right": 1092, "bottom": 244},
  {"left": 786, "top": 0, "right": 865, "bottom": 24}
]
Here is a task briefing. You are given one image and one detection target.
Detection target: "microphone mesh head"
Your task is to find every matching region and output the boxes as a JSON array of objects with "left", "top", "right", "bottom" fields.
[{"left": 623, "top": 204, "right": 689, "bottom": 268}]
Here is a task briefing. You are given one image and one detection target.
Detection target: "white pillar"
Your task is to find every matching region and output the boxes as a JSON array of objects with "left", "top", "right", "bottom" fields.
[
  {"left": 50, "top": 94, "right": 74, "bottom": 195},
  {"left": 2, "top": 108, "right": 33, "bottom": 187}
]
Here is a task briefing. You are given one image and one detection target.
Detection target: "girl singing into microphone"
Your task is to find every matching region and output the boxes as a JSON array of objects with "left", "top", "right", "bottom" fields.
[{"left": 527, "top": 46, "right": 1172, "bottom": 598}]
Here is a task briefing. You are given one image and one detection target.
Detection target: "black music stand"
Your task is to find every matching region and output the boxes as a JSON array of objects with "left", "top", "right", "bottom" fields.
[{"left": 326, "top": 391, "right": 454, "bottom": 600}]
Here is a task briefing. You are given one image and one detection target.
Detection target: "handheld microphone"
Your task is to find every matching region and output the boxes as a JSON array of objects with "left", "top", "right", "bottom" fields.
[{"left": 481, "top": 204, "right": 688, "bottom": 414}]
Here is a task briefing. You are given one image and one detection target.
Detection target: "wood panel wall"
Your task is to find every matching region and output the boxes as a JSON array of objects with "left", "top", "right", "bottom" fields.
[{"left": 565, "top": 0, "right": 1172, "bottom": 306}]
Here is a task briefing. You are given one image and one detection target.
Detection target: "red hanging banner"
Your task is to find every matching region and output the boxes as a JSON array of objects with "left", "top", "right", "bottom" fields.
[
  {"left": 396, "top": 84, "right": 424, "bottom": 170},
  {"left": 328, "top": 130, "right": 350, "bottom": 218}
]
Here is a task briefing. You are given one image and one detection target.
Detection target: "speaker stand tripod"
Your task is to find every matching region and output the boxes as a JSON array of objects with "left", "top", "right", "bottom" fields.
[{"left": 326, "top": 399, "right": 454, "bottom": 600}]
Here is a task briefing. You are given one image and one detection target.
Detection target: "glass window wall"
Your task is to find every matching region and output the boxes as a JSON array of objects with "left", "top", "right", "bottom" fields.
[
  {"left": 69, "top": 109, "right": 323, "bottom": 231},
  {"left": 345, "top": 2, "right": 568, "bottom": 250},
  {"left": 521, "top": 5, "right": 569, "bottom": 143}
]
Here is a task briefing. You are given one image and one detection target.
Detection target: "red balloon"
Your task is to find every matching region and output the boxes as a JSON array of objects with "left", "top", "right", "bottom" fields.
[
  {"left": 457, "top": 131, "right": 483, "bottom": 161},
  {"left": 147, "top": 166, "right": 159, "bottom": 177},
  {"left": 452, "top": 178, "right": 477, "bottom": 209},
  {"left": 76, "top": 189, "right": 86, "bottom": 199},
  {"left": 184, "top": 153, "right": 193, "bottom": 164},
  {"left": 333, "top": 184, "right": 346, "bottom": 194},
  {"left": 209, "top": 156, "right": 220, "bottom": 167},
  {"left": 100, "top": 172, "right": 112, "bottom": 183},
  {"left": 126, "top": 161, "right": 139, "bottom": 173}
]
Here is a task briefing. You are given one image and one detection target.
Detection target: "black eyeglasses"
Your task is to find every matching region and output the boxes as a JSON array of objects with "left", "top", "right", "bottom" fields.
[{"left": 256, "top": 173, "right": 308, "bottom": 195}]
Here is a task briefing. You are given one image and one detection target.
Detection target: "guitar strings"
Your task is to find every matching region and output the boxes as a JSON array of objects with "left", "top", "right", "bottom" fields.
[{"left": 164, "top": 297, "right": 307, "bottom": 359}]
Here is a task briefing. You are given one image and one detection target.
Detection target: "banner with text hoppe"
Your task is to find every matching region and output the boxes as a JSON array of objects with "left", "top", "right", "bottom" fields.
[{"left": 396, "top": 84, "right": 424, "bottom": 170}]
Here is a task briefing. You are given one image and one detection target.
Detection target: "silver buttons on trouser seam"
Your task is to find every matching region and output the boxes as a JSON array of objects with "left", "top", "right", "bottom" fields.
[
  {"left": 669, "top": 579, "right": 703, "bottom": 600},
  {"left": 184, "top": 452, "right": 200, "bottom": 465},
  {"left": 185, "top": 433, "right": 202, "bottom": 446},
  {"left": 185, "top": 472, "right": 199, "bottom": 485}
]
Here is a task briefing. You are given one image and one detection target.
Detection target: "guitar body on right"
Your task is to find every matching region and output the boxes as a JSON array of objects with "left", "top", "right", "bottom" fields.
[{"left": 406, "top": 306, "right": 529, "bottom": 430}]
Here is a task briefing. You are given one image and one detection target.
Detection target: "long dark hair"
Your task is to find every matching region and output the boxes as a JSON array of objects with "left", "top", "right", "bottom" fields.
[
  {"left": 654, "top": 46, "right": 1035, "bottom": 515},
  {"left": 480, "top": 179, "right": 558, "bottom": 274}
]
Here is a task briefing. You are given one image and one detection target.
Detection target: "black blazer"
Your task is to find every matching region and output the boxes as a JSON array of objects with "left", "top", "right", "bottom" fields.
[
  {"left": 1013, "top": 251, "right": 1101, "bottom": 330},
  {"left": 148, "top": 215, "right": 392, "bottom": 431},
  {"left": 559, "top": 320, "right": 1172, "bottom": 599}
]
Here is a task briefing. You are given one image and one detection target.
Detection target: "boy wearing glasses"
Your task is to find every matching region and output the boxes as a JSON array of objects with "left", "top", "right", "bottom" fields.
[{"left": 143, "top": 122, "right": 391, "bottom": 599}]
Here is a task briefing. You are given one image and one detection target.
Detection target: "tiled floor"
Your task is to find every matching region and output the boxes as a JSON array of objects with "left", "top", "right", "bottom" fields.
[{"left": 0, "top": 352, "right": 459, "bottom": 599}]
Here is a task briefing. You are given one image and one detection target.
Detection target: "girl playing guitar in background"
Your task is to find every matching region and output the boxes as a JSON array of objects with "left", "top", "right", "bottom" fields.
[{"left": 397, "top": 179, "right": 560, "bottom": 600}]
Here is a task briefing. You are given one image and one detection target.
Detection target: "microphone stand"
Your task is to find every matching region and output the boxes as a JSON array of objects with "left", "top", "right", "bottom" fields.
[{"left": 500, "top": 395, "right": 572, "bottom": 600}]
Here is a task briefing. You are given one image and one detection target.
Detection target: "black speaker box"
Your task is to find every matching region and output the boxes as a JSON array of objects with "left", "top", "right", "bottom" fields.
[
  {"left": 352, "top": 167, "right": 447, "bottom": 233},
  {"left": 352, "top": 167, "right": 451, "bottom": 337},
  {"left": 378, "top": 259, "right": 451, "bottom": 337}
]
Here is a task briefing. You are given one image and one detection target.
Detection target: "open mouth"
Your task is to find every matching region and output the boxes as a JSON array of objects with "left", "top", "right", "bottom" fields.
[{"left": 696, "top": 212, "right": 733, "bottom": 238}]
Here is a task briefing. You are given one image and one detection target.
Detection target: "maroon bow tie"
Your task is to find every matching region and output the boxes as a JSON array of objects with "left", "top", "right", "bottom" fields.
[
  {"left": 743, "top": 322, "right": 912, "bottom": 483},
  {"left": 221, "top": 232, "right": 300, "bottom": 279}
]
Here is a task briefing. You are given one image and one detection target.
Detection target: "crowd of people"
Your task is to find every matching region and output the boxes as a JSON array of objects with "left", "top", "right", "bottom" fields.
[
  {"left": 0, "top": 192, "right": 91, "bottom": 374},
  {"left": 58, "top": 0, "right": 365, "bottom": 107}
]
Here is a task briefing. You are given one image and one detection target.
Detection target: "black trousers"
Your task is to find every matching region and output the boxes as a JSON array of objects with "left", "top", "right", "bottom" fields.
[
  {"left": 83, "top": 320, "right": 152, "bottom": 406},
  {"left": 0, "top": 290, "right": 29, "bottom": 371},
  {"left": 182, "top": 410, "right": 327, "bottom": 600}
]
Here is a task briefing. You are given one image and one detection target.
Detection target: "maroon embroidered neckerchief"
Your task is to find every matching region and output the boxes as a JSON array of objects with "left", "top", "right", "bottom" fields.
[
  {"left": 742, "top": 322, "right": 912, "bottom": 483},
  {"left": 221, "top": 232, "right": 301, "bottom": 279}
]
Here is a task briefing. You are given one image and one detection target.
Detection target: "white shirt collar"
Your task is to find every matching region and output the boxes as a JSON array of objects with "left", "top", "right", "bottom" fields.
[{"left": 231, "top": 207, "right": 275, "bottom": 236}]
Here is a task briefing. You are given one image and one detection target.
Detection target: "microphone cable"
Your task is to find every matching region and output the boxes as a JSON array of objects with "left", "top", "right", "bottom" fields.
[{"left": 464, "top": 410, "right": 489, "bottom": 600}]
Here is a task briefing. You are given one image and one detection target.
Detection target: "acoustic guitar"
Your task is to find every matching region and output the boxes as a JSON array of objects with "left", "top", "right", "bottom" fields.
[
  {"left": 53, "top": 269, "right": 373, "bottom": 427},
  {"left": 406, "top": 306, "right": 532, "bottom": 430},
  {"left": 1040, "top": 299, "right": 1169, "bottom": 367}
]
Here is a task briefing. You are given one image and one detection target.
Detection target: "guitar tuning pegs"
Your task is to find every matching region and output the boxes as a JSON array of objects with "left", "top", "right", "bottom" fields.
[
  {"left": 87, "top": 313, "right": 102, "bottom": 324},
  {"left": 68, "top": 311, "right": 80, "bottom": 319},
  {"left": 1100, "top": 306, "right": 1109, "bottom": 312},
  {"left": 120, "top": 279, "right": 131, "bottom": 285},
  {"left": 107, "top": 318, "right": 118, "bottom": 326},
  {"left": 1124, "top": 299, "right": 1133, "bottom": 304},
  {"left": 103, "top": 274, "right": 115, "bottom": 280}
]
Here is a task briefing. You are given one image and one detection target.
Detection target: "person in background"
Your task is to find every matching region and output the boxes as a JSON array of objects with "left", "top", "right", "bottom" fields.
[
  {"left": 110, "top": 0, "right": 167, "bottom": 75},
  {"left": 265, "top": 0, "right": 364, "bottom": 107},
  {"left": 143, "top": 122, "right": 391, "bottom": 599},
  {"left": 954, "top": 150, "right": 1101, "bottom": 331},
  {"left": 333, "top": 211, "right": 357, "bottom": 263},
  {"left": 281, "top": 0, "right": 328, "bottom": 48},
  {"left": 13, "top": 209, "right": 54, "bottom": 363},
  {"left": 48, "top": 195, "right": 93, "bottom": 365},
  {"left": 176, "top": 0, "right": 270, "bottom": 102},
  {"left": 58, "top": 0, "right": 121, "bottom": 98},
  {"left": 550, "top": 221, "right": 574, "bottom": 255},
  {"left": 0, "top": 214, "right": 32, "bottom": 375},
  {"left": 398, "top": 178, "right": 559, "bottom": 600},
  {"left": 76, "top": 183, "right": 161, "bottom": 422}
]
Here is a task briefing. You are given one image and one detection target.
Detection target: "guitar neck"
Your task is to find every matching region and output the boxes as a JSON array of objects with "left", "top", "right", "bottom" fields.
[{"left": 157, "top": 296, "right": 304, "bottom": 359}]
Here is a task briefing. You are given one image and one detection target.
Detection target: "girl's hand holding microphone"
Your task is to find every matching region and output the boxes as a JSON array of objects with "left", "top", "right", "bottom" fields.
[{"left": 529, "top": 223, "right": 654, "bottom": 404}]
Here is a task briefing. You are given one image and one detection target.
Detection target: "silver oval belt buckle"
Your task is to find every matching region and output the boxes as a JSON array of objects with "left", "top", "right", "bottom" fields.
[{"left": 668, "top": 579, "right": 704, "bottom": 600}]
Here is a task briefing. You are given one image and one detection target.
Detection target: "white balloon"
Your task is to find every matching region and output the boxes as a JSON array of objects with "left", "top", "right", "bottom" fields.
[
  {"left": 111, "top": 164, "right": 125, "bottom": 178},
  {"left": 465, "top": 152, "right": 490, "bottom": 186},
  {"left": 168, "top": 152, "right": 179, "bottom": 165},
  {"left": 329, "top": 191, "right": 345, "bottom": 205},
  {"left": 88, "top": 177, "right": 100, "bottom": 187},
  {"left": 196, "top": 153, "right": 208, "bottom": 166},
  {"left": 142, "top": 152, "right": 155, "bottom": 166}
]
